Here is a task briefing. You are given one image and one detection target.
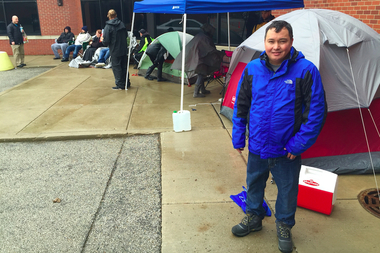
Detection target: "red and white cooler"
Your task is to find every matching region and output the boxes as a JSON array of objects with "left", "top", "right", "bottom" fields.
[{"left": 297, "top": 165, "right": 338, "bottom": 215}]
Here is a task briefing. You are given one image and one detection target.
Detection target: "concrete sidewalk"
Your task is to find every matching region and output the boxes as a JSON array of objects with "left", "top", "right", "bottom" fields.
[{"left": 0, "top": 56, "right": 379, "bottom": 252}]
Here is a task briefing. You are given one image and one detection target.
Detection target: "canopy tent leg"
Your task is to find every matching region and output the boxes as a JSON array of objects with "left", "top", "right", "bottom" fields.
[
  {"left": 126, "top": 12, "right": 136, "bottom": 90},
  {"left": 227, "top": 12, "right": 231, "bottom": 51},
  {"left": 180, "top": 14, "right": 187, "bottom": 112},
  {"left": 347, "top": 48, "right": 380, "bottom": 201}
]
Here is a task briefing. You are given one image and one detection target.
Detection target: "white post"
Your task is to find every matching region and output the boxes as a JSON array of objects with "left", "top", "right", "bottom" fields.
[
  {"left": 126, "top": 12, "right": 136, "bottom": 90},
  {"left": 227, "top": 12, "right": 231, "bottom": 51},
  {"left": 180, "top": 14, "right": 187, "bottom": 112}
]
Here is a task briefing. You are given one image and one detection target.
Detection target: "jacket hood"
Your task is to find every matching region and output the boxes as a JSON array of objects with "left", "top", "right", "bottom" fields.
[
  {"left": 64, "top": 26, "right": 71, "bottom": 33},
  {"left": 106, "top": 18, "right": 122, "bottom": 26}
]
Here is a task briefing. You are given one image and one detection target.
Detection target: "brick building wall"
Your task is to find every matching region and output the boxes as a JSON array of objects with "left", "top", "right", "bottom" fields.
[
  {"left": 1, "top": 0, "right": 379, "bottom": 56},
  {"left": 38, "top": 0, "right": 83, "bottom": 36},
  {"left": 0, "top": 0, "right": 83, "bottom": 56},
  {"left": 273, "top": 0, "right": 380, "bottom": 32}
]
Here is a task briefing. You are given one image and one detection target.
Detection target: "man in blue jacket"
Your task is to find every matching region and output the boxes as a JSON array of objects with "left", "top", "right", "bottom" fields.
[{"left": 231, "top": 21, "right": 327, "bottom": 253}]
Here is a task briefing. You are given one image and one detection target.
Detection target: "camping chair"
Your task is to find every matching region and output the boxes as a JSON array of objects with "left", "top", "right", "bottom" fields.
[
  {"left": 67, "top": 40, "right": 90, "bottom": 59},
  {"left": 205, "top": 50, "right": 233, "bottom": 95},
  {"left": 78, "top": 41, "right": 90, "bottom": 58}
]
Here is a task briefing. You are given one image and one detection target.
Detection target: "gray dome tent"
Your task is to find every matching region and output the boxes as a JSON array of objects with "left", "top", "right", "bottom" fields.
[{"left": 222, "top": 9, "right": 380, "bottom": 174}]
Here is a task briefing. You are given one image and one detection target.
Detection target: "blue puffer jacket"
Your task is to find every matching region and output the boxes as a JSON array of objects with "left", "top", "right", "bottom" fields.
[{"left": 232, "top": 47, "right": 327, "bottom": 159}]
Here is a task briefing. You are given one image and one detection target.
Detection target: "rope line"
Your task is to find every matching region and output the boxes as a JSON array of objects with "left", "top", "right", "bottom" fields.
[
  {"left": 346, "top": 48, "right": 380, "bottom": 201},
  {"left": 368, "top": 109, "right": 380, "bottom": 138}
]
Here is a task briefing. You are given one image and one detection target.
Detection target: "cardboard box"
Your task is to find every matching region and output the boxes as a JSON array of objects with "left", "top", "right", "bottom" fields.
[{"left": 297, "top": 165, "right": 338, "bottom": 215}]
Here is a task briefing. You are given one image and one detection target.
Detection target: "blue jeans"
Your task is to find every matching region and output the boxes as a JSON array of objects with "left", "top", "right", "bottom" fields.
[
  {"left": 245, "top": 152, "right": 301, "bottom": 227},
  {"left": 63, "top": 44, "right": 82, "bottom": 59},
  {"left": 98, "top": 48, "right": 110, "bottom": 63}
]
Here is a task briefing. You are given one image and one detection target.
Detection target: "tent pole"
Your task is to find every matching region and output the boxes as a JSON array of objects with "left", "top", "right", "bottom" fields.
[
  {"left": 180, "top": 14, "right": 187, "bottom": 112},
  {"left": 126, "top": 12, "right": 136, "bottom": 91},
  {"left": 227, "top": 12, "right": 231, "bottom": 51},
  {"left": 347, "top": 48, "right": 380, "bottom": 201}
]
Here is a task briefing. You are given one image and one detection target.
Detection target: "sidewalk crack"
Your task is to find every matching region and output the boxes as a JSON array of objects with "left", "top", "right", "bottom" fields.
[
  {"left": 80, "top": 138, "right": 126, "bottom": 253},
  {"left": 15, "top": 76, "right": 91, "bottom": 135}
]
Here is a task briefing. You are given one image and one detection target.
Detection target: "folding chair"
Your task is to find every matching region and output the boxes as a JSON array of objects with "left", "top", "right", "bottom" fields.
[
  {"left": 205, "top": 50, "right": 233, "bottom": 95},
  {"left": 78, "top": 41, "right": 90, "bottom": 58}
]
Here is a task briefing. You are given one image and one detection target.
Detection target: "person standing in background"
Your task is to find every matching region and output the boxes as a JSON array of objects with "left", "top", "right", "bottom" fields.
[
  {"left": 102, "top": 9, "right": 131, "bottom": 90},
  {"left": 252, "top": 10, "right": 275, "bottom": 34},
  {"left": 7, "top": 15, "right": 25, "bottom": 68}
]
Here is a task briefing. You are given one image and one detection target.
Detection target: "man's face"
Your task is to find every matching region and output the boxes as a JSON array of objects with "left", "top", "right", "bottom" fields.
[
  {"left": 64, "top": 29, "right": 69, "bottom": 33},
  {"left": 12, "top": 16, "right": 19, "bottom": 24},
  {"left": 96, "top": 31, "right": 101, "bottom": 38},
  {"left": 261, "top": 11, "right": 271, "bottom": 20},
  {"left": 264, "top": 27, "right": 293, "bottom": 66},
  {"left": 81, "top": 29, "right": 86, "bottom": 33}
]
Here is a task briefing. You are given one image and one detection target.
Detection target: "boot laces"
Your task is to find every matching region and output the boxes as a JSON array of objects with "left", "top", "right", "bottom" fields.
[
  {"left": 278, "top": 224, "right": 290, "bottom": 238},
  {"left": 241, "top": 214, "right": 252, "bottom": 226}
]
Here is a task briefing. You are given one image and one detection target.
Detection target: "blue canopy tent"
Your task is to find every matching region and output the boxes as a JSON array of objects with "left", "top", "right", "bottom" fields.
[{"left": 127, "top": 0, "right": 304, "bottom": 114}]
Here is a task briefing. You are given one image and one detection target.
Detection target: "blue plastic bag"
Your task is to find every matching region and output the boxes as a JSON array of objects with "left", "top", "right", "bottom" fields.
[{"left": 230, "top": 186, "right": 272, "bottom": 216}]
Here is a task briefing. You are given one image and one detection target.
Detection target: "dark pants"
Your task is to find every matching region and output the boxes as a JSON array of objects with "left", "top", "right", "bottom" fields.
[
  {"left": 83, "top": 47, "right": 97, "bottom": 61},
  {"left": 133, "top": 51, "right": 143, "bottom": 65},
  {"left": 246, "top": 152, "right": 301, "bottom": 227},
  {"left": 196, "top": 74, "right": 205, "bottom": 85},
  {"left": 147, "top": 53, "right": 165, "bottom": 79},
  {"left": 111, "top": 55, "right": 130, "bottom": 89}
]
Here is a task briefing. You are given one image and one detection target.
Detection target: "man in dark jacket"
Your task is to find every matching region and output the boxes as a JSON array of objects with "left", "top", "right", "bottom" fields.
[
  {"left": 102, "top": 9, "right": 130, "bottom": 90},
  {"left": 7, "top": 15, "right": 25, "bottom": 68},
  {"left": 231, "top": 21, "right": 327, "bottom": 253},
  {"left": 144, "top": 42, "right": 171, "bottom": 82},
  {"left": 172, "top": 23, "right": 224, "bottom": 97},
  {"left": 51, "top": 26, "right": 75, "bottom": 60}
]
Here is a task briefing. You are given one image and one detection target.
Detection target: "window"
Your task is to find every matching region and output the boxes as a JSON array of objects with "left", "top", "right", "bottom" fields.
[
  {"left": 81, "top": 0, "right": 134, "bottom": 35},
  {"left": 0, "top": 0, "right": 41, "bottom": 36}
]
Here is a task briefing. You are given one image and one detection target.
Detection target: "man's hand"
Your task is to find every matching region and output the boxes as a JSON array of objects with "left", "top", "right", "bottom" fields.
[
  {"left": 11, "top": 42, "right": 15, "bottom": 45},
  {"left": 236, "top": 148, "right": 244, "bottom": 153},
  {"left": 284, "top": 148, "right": 296, "bottom": 160}
]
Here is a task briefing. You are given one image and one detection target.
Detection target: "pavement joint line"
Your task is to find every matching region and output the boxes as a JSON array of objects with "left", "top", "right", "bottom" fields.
[
  {"left": 126, "top": 86, "right": 139, "bottom": 131},
  {"left": 189, "top": 101, "right": 220, "bottom": 107},
  {"left": 14, "top": 75, "right": 92, "bottom": 136},
  {"left": 0, "top": 65, "right": 57, "bottom": 97},
  {"left": 80, "top": 138, "right": 127, "bottom": 253},
  {"left": 162, "top": 201, "right": 234, "bottom": 205},
  {"left": 0, "top": 132, "right": 130, "bottom": 143},
  {"left": 212, "top": 102, "right": 229, "bottom": 131}
]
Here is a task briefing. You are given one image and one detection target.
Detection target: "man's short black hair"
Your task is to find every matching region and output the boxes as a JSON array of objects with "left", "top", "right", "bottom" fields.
[{"left": 265, "top": 20, "right": 293, "bottom": 40}]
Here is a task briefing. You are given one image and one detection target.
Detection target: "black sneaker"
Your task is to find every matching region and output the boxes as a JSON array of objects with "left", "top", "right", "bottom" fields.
[
  {"left": 61, "top": 58, "right": 69, "bottom": 62},
  {"left": 276, "top": 221, "right": 293, "bottom": 253},
  {"left": 231, "top": 213, "right": 262, "bottom": 237},
  {"left": 112, "top": 86, "right": 123, "bottom": 90},
  {"left": 16, "top": 64, "right": 24, "bottom": 68},
  {"left": 145, "top": 76, "right": 154, "bottom": 81}
]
